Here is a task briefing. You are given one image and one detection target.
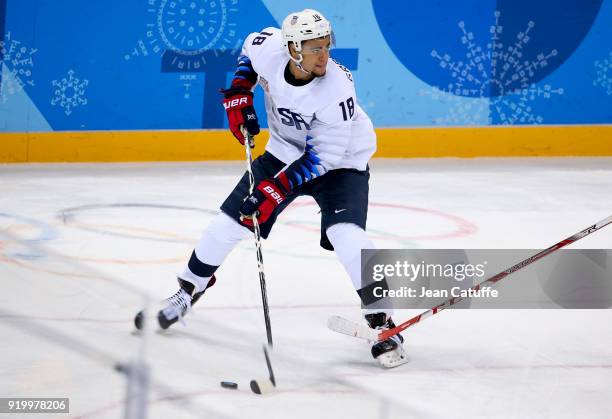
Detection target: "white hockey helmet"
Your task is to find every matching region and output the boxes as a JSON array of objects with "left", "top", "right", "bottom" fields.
[{"left": 281, "top": 9, "right": 333, "bottom": 53}]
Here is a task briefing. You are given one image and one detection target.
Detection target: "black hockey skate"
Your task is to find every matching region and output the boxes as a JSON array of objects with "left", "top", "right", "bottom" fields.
[
  {"left": 134, "top": 276, "right": 216, "bottom": 330},
  {"left": 365, "top": 312, "right": 408, "bottom": 368}
]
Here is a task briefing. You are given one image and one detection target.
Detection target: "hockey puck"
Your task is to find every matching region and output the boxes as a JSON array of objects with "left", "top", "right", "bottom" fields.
[{"left": 220, "top": 381, "right": 238, "bottom": 390}]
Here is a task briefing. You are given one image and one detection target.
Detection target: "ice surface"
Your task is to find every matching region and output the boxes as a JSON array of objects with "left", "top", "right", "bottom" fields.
[{"left": 1, "top": 158, "right": 611, "bottom": 419}]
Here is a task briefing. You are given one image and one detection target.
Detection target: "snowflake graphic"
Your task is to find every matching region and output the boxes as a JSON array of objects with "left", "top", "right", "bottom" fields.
[
  {"left": 422, "top": 84, "right": 564, "bottom": 125},
  {"left": 0, "top": 32, "right": 37, "bottom": 103},
  {"left": 51, "top": 70, "right": 89, "bottom": 115},
  {"left": 593, "top": 52, "right": 612, "bottom": 95},
  {"left": 125, "top": 1, "right": 243, "bottom": 100},
  {"left": 125, "top": 0, "right": 242, "bottom": 64},
  {"left": 425, "top": 11, "right": 564, "bottom": 125},
  {"left": 421, "top": 89, "right": 489, "bottom": 125}
]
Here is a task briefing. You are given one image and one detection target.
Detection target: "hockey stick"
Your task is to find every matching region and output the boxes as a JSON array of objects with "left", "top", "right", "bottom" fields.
[
  {"left": 250, "top": 345, "right": 276, "bottom": 394},
  {"left": 328, "top": 215, "right": 612, "bottom": 342},
  {"left": 241, "top": 126, "right": 273, "bottom": 347}
]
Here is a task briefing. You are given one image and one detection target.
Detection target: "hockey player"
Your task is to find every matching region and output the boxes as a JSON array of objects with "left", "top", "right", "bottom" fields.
[{"left": 135, "top": 9, "right": 407, "bottom": 368}]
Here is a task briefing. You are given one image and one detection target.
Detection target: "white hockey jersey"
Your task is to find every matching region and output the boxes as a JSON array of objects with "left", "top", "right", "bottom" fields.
[{"left": 241, "top": 27, "right": 376, "bottom": 173}]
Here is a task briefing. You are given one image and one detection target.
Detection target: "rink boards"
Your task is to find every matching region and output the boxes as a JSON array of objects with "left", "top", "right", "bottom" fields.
[{"left": 1, "top": 125, "right": 612, "bottom": 163}]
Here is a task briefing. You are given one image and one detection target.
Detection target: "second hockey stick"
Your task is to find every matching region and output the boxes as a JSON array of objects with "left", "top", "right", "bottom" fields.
[
  {"left": 328, "top": 215, "right": 612, "bottom": 342},
  {"left": 242, "top": 126, "right": 273, "bottom": 347}
]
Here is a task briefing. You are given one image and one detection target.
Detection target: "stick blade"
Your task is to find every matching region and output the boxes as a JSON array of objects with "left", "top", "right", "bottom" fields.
[
  {"left": 250, "top": 379, "right": 275, "bottom": 395},
  {"left": 327, "top": 315, "right": 379, "bottom": 342}
]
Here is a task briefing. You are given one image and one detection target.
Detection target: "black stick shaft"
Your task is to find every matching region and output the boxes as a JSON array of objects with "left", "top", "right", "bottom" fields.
[{"left": 243, "top": 128, "right": 273, "bottom": 347}]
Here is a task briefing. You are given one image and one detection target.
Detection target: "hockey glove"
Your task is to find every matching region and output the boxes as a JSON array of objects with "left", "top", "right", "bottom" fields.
[
  {"left": 239, "top": 178, "right": 287, "bottom": 226},
  {"left": 222, "top": 87, "right": 259, "bottom": 147}
]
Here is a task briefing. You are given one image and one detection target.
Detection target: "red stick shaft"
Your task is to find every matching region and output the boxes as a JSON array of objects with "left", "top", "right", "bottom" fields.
[{"left": 379, "top": 216, "right": 612, "bottom": 342}]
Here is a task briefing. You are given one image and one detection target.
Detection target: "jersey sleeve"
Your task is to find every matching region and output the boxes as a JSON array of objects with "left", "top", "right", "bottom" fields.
[
  {"left": 224, "top": 28, "right": 279, "bottom": 94},
  {"left": 240, "top": 27, "right": 279, "bottom": 75}
]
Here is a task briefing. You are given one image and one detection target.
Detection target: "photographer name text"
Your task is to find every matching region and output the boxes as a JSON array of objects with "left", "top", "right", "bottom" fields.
[{"left": 373, "top": 286, "right": 498, "bottom": 299}]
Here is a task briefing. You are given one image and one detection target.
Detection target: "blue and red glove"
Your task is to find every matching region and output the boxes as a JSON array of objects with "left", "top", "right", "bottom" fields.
[
  {"left": 239, "top": 176, "right": 290, "bottom": 226},
  {"left": 222, "top": 88, "right": 259, "bottom": 146},
  {"left": 221, "top": 54, "right": 260, "bottom": 146}
]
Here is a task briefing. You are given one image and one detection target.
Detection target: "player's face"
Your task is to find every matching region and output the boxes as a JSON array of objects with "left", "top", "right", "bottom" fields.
[{"left": 300, "top": 37, "right": 331, "bottom": 77}]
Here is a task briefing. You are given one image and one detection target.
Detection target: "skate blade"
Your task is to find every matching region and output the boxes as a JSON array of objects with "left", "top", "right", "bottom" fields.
[
  {"left": 377, "top": 347, "right": 409, "bottom": 368},
  {"left": 133, "top": 311, "right": 180, "bottom": 332}
]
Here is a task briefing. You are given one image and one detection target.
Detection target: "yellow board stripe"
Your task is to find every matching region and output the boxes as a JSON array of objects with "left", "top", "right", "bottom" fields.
[
  {"left": 375, "top": 125, "right": 612, "bottom": 157},
  {"left": 1, "top": 125, "right": 611, "bottom": 163}
]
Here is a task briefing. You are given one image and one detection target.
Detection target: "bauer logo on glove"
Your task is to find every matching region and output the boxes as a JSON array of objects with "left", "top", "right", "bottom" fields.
[
  {"left": 222, "top": 92, "right": 260, "bottom": 146},
  {"left": 262, "top": 185, "right": 284, "bottom": 204},
  {"left": 239, "top": 178, "right": 288, "bottom": 226},
  {"left": 223, "top": 96, "right": 249, "bottom": 109}
]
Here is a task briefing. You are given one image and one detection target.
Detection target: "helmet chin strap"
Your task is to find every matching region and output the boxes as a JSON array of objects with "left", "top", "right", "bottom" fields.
[{"left": 288, "top": 50, "right": 312, "bottom": 76}]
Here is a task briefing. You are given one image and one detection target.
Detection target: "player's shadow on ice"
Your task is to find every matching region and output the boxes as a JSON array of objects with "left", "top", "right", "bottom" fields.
[{"left": 130, "top": 316, "right": 258, "bottom": 356}]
